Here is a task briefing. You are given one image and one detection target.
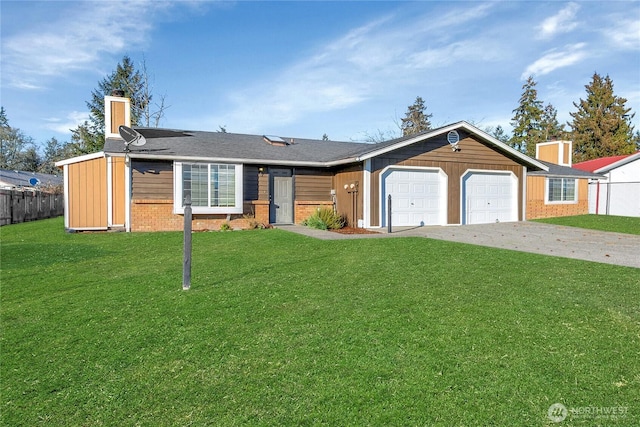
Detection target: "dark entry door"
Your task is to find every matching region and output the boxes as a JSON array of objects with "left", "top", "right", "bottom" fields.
[{"left": 270, "top": 169, "right": 293, "bottom": 224}]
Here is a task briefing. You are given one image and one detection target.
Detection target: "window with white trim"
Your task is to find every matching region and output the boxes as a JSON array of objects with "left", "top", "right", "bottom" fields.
[
  {"left": 174, "top": 162, "right": 243, "bottom": 214},
  {"left": 546, "top": 178, "right": 577, "bottom": 203}
]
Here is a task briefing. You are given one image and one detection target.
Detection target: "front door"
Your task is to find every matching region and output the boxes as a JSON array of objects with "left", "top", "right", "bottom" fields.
[{"left": 270, "top": 169, "right": 293, "bottom": 224}]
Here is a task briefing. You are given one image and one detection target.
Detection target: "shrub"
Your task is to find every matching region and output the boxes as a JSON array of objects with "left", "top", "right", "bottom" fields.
[
  {"left": 219, "top": 222, "right": 232, "bottom": 231},
  {"left": 302, "top": 208, "right": 345, "bottom": 230}
]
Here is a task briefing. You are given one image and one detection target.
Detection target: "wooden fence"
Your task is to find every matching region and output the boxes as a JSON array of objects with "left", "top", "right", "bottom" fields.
[{"left": 0, "top": 189, "right": 64, "bottom": 226}]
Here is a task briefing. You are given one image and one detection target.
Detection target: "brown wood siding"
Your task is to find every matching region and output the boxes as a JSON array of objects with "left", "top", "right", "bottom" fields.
[
  {"left": 369, "top": 133, "right": 524, "bottom": 226},
  {"left": 110, "top": 101, "right": 126, "bottom": 135},
  {"left": 111, "top": 157, "right": 126, "bottom": 225},
  {"left": 295, "top": 168, "right": 333, "bottom": 201},
  {"left": 68, "top": 157, "right": 107, "bottom": 229},
  {"left": 333, "top": 165, "right": 363, "bottom": 226},
  {"left": 132, "top": 161, "right": 173, "bottom": 200},
  {"left": 537, "top": 144, "right": 558, "bottom": 164},
  {"left": 563, "top": 143, "right": 570, "bottom": 164},
  {"left": 527, "top": 176, "right": 545, "bottom": 200},
  {"left": 526, "top": 176, "right": 589, "bottom": 219}
]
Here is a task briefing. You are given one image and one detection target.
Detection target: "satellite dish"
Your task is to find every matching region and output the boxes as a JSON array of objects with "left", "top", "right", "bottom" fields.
[
  {"left": 119, "top": 125, "right": 146, "bottom": 148},
  {"left": 29, "top": 177, "right": 40, "bottom": 186}
]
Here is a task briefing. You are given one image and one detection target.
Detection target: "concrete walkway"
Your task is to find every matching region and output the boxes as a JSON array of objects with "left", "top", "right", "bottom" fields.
[{"left": 276, "top": 222, "right": 640, "bottom": 268}]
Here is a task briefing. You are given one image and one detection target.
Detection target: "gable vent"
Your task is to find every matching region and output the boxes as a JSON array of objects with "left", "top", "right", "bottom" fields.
[
  {"left": 263, "top": 135, "right": 290, "bottom": 146},
  {"left": 447, "top": 130, "right": 460, "bottom": 145}
]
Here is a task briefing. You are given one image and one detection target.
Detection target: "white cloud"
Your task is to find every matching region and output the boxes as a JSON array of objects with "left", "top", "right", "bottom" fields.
[
  {"left": 521, "top": 43, "right": 588, "bottom": 79},
  {"left": 1, "top": 1, "right": 172, "bottom": 90},
  {"left": 205, "top": 3, "right": 504, "bottom": 134},
  {"left": 537, "top": 2, "right": 580, "bottom": 40},
  {"left": 602, "top": 18, "right": 640, "bottom": 50},
  {"left": 44, "top": 111, "right": 90, "bottom": 135}
]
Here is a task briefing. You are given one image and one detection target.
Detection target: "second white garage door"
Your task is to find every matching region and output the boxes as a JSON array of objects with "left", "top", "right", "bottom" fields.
[
  {"left": 462, "top": 171, "right": 517, "bottom": 224},
  {"left": 383, "top": 168, "right": 446, "bottom": 226}
]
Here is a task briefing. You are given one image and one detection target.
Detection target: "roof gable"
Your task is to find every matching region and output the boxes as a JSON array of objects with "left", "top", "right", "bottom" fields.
[
  {"left": 573, "top": 151, "right": 640, "bottom": 174},
  {"left": 355, "top": 121, "right": 547, "bottom": 170},
  {"left": 100, "top": 121, "right": 548, "bottom": 171}
]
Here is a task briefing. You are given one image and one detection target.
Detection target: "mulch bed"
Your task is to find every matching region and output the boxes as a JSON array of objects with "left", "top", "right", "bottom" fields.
[{"left": 330, "top": 227, "right": 380, "bottom": 235}]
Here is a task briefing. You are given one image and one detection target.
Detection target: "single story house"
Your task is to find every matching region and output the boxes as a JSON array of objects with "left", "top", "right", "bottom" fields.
[
  {"left": 574, "top": 151, "right": 640, "bottom": 217},
  {"left": 525, "top": 141, "right": 603, "bottom": 220},
  {"left": 0, "top": 169, "right": 63, "bottom": 191},
  {"left": 57, "top": 95, "right": 559, "bottom": 232}
]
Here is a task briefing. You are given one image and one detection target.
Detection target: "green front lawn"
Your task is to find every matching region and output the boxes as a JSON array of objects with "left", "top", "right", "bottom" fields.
[
  {"left": 534, "top": 214, "right": 640, "bottom": 235},
  {"left": 2, "top": 218, "right": 638, "bottom": 426}
]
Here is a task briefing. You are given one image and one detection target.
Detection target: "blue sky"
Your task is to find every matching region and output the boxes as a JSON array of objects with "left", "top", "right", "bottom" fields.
[{"left": 1, "top": 1, "right": 639, "bottom": 149}]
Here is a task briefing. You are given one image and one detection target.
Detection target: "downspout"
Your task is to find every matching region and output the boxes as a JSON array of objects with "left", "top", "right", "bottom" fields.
[
  {"left": 362, "top": 159, "right": 371, "bottom": 228},
  {"left": 522, "top": 166, "right": 527, "bottom": 221},
  {"left": 62, "top": 164, "right": 70, "bottom": 229},
  {"left": 125, "top": 154, "right": 132, "bottom": 232},
  {"left": 107, "top": 156, "right": 113, "bottom": 227}
]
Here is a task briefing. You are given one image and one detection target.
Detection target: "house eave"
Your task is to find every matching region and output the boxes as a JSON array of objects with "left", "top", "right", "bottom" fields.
[
  {"left": 593, "top": 151, "right": 640, "bottom": 174},
  {"left": 106, "top": 152, "right": 360, "bottom": 168},
  {"left": 55, "top": 151, "right": 105, "bottom": 167}
]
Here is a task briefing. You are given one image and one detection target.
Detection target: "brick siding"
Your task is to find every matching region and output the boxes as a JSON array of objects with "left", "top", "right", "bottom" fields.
[
  {"left": 294, "top": 201, "right": 335, "bottom": 224},
  {"left": 526, "top": 200, "right": 589, "bottom": 220},
  {"left": 129, "top": 199, "right": 333, "bottom": 231}
]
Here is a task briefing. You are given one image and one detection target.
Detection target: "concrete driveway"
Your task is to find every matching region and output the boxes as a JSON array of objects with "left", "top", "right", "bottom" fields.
[{"left": 277, "top": 222, "right": 640, "bottom": 268}]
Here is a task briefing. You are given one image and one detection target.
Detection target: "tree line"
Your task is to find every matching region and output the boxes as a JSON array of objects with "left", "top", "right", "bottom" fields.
[
  {"left": 396, "top": 72, "right": 639, "bottom": 162},
  {"left": 0, "top": 56, "right": 166, "bottom": 174},
  {"left": 1, "top": 58, "right": 637, "bottom": 175}
]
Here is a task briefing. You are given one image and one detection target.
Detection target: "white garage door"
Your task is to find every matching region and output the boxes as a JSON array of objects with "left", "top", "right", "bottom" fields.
[
  {"left": 463, "top": 172, "right": 517, "bottom": 224},
  {"left": 383, "top": 169, "right": 445, "bottom": 226}
]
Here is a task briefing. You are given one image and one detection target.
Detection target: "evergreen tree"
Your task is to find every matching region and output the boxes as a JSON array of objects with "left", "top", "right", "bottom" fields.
[
  {"left": 401, "top": 96, "right": 432, "bottom": 136},
  {"left": 72, "top": 56, "right": 166, "bottom": 153},
  {"left": 570, "top": 73, "right": 637, "bottom": 162},
  {"left": 39, "top": 137, "right": 72, "bottom": 175},
  {"left": 510, "top": 76, "right": 544, "bottom": 157},
  {"left": 19, "top": 147, "right": 40, "bottom": 172},
  {"left": 0, "top": 107, "right": 36, "bottom": 170},
  {"left": 69, "top": 121, "right": 103, "bottom": 155},
  {"left": 540, "top": 103, "right": 566, "bottom": 141},
  {"left": 0, "top": 107, "right": 8, "bottom": 128},
  {"left": 486, "top": 125, "right": 510, "bottom": 143}
]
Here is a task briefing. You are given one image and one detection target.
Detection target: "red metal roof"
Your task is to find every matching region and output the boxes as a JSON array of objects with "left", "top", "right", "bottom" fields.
[{"left": 573, "top": 153, "right": 635, "bottom": 172}]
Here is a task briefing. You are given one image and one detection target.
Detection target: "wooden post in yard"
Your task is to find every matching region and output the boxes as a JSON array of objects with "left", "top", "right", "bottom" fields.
[
  {"left": 183, "top": 194, "right": 192, "bottom": 290},
  {"left": 387, "top": 194, "right": 392, "bottom": 234}
]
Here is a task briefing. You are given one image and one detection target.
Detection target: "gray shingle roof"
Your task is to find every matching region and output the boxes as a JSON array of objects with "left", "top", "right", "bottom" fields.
[
  {"left": 104, "top": 128, "right": 373, "bottom": 166},
  {"left": 527, "top": 160, "right": 604, "bottom": 179},
  {"left": 0, "top": 169, "right": 64, "bottom": 189},
  {"left": 101, "top": 122, "right": 547, "bottom": 171}
]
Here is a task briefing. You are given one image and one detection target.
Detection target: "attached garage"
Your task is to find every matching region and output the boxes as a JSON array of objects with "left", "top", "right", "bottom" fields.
[
  {"left": 381, "top": 167, "right": 447, "bottom": 227},
  {"left": 462, "top": 171, "right": 517, "bottom": 224}
]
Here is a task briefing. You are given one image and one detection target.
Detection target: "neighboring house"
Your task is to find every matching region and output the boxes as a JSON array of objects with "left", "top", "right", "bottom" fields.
[
  {"left": 0, "top": 169, "right": 65, "bottom": 226},
  {"left": 56, "top": 95, "right": 551, "bottom": 232},
  {"left": 525, "top": 141, "right": 603, "bottom": 220},
  {"left": 574, "top": 152, "right": 640, "bottom": 217},
  {"left": 0, "top": 169, "right": 63, "bottom": 190}
]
